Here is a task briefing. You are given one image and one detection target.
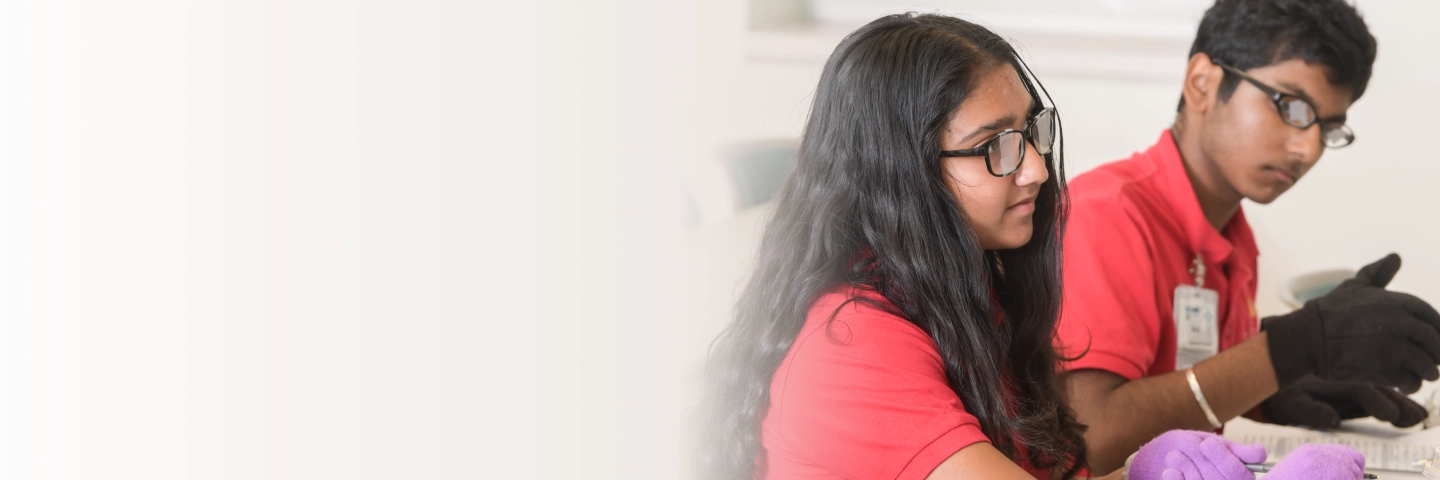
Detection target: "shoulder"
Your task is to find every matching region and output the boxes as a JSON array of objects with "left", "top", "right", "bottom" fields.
[
  {"left": 794, "top": 286, "right": 941, "bottom": 368},
  {"left": 1065, "top": 153, "right": 1172, "bottom": 245},
  {"left": 1069, "top": 152, "right": 1161, "bottom": 208},
  {"left": 764, "top": 285, "right": 990, "bottom": 479}
]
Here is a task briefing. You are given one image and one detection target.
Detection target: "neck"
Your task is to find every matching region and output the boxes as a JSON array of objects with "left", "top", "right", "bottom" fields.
[{"left": 1172, "top": 119, "right": 1243, "bottom": 232}]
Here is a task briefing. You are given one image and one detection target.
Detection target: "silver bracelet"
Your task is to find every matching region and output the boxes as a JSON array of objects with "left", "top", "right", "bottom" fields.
[{"left": 1186, "top": 367, "right": 1224, "bottom": 429}]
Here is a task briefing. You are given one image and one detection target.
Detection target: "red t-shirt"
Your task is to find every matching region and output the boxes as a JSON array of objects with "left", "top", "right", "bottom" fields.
[
  {"left": 757, "top": 285, "right": 1047, "bottom": 479},
  {"left": 1056, "top": 130, "right": 1260, "bottom": 380}
]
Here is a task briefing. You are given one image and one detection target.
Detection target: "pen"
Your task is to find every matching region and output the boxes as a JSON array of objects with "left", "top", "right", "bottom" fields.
[{"left": 1245, "top": 463, "right": 1378, "bottom": 478}]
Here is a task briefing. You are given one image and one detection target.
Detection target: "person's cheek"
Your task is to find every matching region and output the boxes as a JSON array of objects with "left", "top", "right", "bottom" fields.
[
  {"left": 1238, "top": 105, "right": 1285, "bottom": 155},
  {"left": 986, "top": 188, "right": 1015, "bottom": 243},
  {"left": 1211, "top": 107, "right": 1262, "bottom": 180}
]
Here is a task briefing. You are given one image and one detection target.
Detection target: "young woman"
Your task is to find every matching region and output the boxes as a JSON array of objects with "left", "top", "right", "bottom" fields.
[{"left": 698, "top": 12, "right": 1364, "bottom": 480}]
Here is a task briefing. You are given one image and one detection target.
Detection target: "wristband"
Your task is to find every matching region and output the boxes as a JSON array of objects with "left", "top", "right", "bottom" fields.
[{"left": 1186, "top": 368, "right": 1224, "bottom": 429}]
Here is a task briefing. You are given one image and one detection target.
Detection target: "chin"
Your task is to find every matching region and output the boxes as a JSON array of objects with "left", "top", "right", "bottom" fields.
[
  {"left": 1243, "top": 174, "right": 1299, "bottom": 205},
  {"left": 1243, "top": 186, "right": 1289, "bottom": 205},
  {"left": 993, "top": 232, "right": 1034, "bottom": 250}
]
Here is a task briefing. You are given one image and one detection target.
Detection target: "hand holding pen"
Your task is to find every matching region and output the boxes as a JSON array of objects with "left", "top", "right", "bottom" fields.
[
  {"left": 1124, "top": 431, "right": 1375, "bottom": 480},
  {"left": 1251, "top": 443, "right": 1373, "bottom": 479}
]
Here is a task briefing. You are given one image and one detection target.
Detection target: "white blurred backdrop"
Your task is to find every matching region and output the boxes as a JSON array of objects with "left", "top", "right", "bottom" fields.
[{"left": 0, "top": 1, "right": 693, "bottom": 479}]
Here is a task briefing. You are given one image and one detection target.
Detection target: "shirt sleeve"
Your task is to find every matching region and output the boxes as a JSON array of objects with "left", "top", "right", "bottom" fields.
[
  {"left": 765, "top": 297, "right": 991, "bottom": 480},
  {"left": 1056, "top": 196, "right": 1162, "bottom": 380}
]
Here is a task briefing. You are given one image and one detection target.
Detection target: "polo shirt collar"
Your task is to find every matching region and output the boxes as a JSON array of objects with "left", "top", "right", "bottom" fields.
[{"left": 1151, "top": 129, "right": 1237, "bottom": 266}]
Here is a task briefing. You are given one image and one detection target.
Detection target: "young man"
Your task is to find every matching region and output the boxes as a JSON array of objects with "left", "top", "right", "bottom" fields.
[{"left": 1056, "top": 0, "right": 1440, "bottom": 473}]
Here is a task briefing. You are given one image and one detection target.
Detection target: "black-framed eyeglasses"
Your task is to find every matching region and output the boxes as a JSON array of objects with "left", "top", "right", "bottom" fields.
[
  {"left": 1214, "top": 62, "right": 1355, "bottom": 148},
  {"left": 940, "top": 107, "right": 1056, "bottom": 177}
]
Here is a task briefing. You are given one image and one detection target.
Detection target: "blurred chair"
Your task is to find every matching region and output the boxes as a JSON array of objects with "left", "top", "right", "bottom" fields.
[
  {"left": 721, "top": 139, "right": 799, "bottom": 210},
  {"left": 1278, "top": 268, "right": 1354, "bottom": 311}
]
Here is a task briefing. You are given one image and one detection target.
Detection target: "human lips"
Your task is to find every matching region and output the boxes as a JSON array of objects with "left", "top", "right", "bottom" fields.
[
  {"left": 1008, "top": 194, "right": 1037, "bottom": 213},
  {"left": 1264, "top": 165, "right": 1299, "bottom": 184}
]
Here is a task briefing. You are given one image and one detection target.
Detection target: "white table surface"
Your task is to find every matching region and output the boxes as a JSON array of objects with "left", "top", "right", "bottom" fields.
[{"left": 1224, "top": 412, "right": 1440, "bottom": 479}]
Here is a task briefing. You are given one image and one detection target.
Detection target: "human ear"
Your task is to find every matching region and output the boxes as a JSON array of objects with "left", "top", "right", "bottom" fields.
[{"left": 1181, "top": 53, "right": 1223, "bottom": 114}]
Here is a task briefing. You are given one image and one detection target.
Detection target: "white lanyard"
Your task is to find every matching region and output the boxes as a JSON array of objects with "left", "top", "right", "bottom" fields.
[{"left": 1190, "top": 254, "right": 1206, "bottom": 288}]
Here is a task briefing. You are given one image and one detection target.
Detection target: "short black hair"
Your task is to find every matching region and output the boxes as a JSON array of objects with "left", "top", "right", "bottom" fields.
[{"left": 1179, "top": 0, "right": 1377, "bottom": 111}]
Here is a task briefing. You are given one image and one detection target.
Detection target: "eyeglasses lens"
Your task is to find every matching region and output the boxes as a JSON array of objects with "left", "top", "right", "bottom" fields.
[
  {"left": 1323, "top": 124, "right": 1355, "bottom": 148},
  {"left": 1280, "top": 98, "right": 1317, "bottom": 128},
  {"left": 989, "top": 132, "right": 1024, "bottom": 176},
  {"left": 1032, "top": 109, "right": 1056, "bottom": 155}
]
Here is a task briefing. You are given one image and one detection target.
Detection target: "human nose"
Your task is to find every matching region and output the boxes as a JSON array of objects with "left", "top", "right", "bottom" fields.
[
  {"left": 1288, "top": 123, "right": 1324, "bottom": 165},
  {"left": 1014, "top": 140, "right": 1049, "bottom": 187}
]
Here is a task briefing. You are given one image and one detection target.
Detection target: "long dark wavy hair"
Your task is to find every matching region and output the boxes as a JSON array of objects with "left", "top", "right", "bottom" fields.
[{"left": 698, "top": 13, "right": 1086, "bottom": 480}]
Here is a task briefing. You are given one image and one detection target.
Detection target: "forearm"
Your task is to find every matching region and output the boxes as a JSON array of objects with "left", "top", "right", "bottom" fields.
[
  {"left": 1190, "top": 332, "right": 1280, "bottom": 420},
  {"left": 1067, "top": 333, "right": 1279, "bottom": 474}
]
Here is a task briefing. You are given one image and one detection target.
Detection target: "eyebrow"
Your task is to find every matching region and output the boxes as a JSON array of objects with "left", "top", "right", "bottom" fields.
[
  {"left": 957, "top": 115, "right": 1017, "bottom": 145},
  {"left": 1276, "top": 81, "right": 1348, "bottom": 123}
]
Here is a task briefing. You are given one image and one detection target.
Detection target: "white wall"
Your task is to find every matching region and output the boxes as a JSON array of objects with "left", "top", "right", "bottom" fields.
[{"left": 1, "top": 1, "right": 724, "bottom": 479}]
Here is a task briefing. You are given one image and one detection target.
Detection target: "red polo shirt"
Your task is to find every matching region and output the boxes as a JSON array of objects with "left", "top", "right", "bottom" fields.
[
  {"left": 759, "top": 285, "right": 1047, "bottom": 479},
  {"left": 1056, "top": 130, "right": 1260, "bottom": 380}
]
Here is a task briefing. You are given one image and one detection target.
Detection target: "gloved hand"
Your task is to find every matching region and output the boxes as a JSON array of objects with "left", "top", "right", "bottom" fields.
[
  {"left": 1260, "top": 443, "right": 1365, "bottom": 480},
  {"left": 1263, "top": 253, "right": 1440, "bottom": 392},
  {"left": 1262, "top": 376, "right": 1428, "bottom": 429},
  {"left": 1127, "top": 430, "right": 1265, "bottom": 480}
]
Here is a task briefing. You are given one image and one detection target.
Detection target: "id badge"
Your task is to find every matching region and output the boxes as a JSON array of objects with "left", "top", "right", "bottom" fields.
[{"left": 1174, "top": 284, "right": 1219, "bottom": 370}]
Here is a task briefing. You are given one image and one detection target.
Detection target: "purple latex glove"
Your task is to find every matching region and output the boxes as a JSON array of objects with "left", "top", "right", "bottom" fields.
[
  {"left": 1127, "top": 430, "right": 1267, "bottom": 480},
  {"left": 1261, "top": 444, "right": 1366, "bottom": 480}
]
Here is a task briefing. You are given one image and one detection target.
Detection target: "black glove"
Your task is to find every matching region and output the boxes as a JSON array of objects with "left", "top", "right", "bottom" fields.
[
  {"left": 1263, "top": 253, "right": 1440, "bottom": 393},
  {"left": 1261, "top": 376, "right": 1428, "bottom": 429}
]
